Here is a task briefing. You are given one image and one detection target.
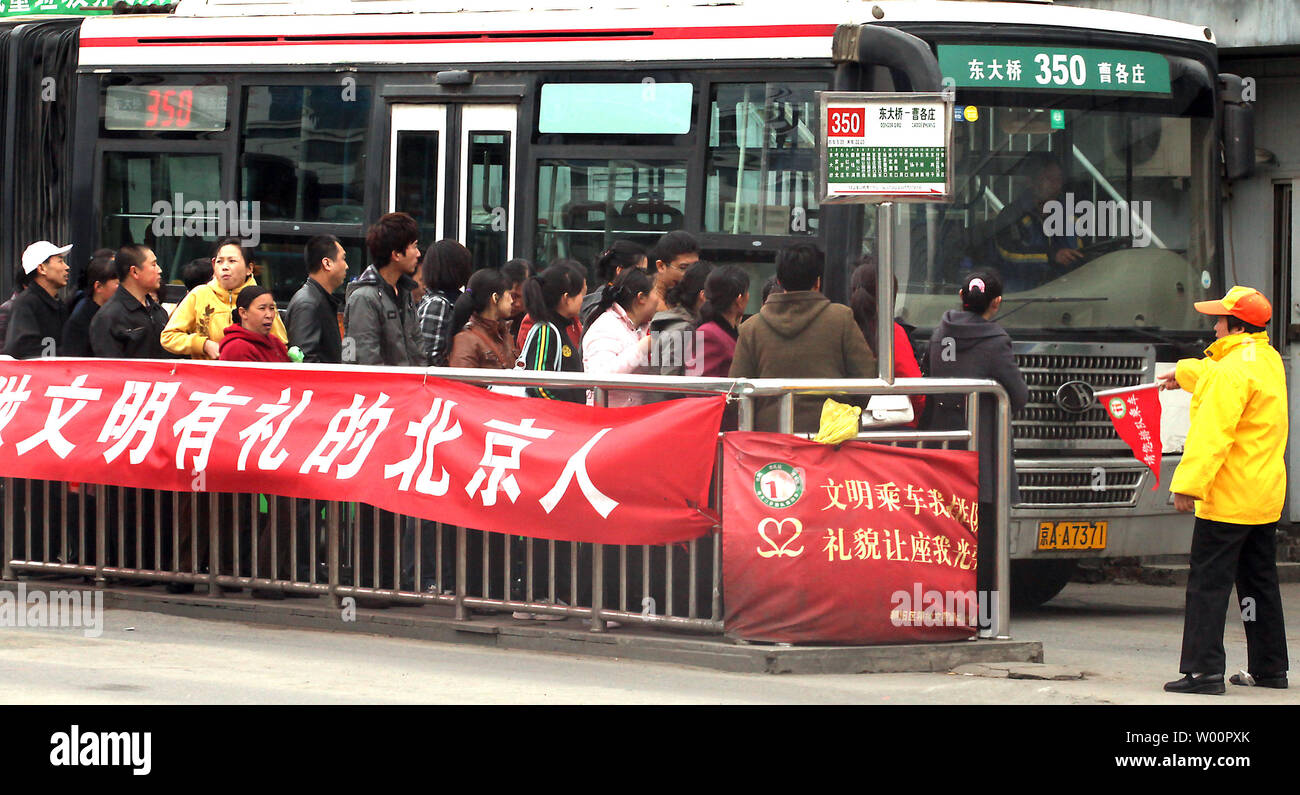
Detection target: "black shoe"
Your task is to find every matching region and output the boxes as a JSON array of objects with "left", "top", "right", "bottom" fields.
[
  {"left": 165, "top": 583, "right": 195, "bottom": 595},
  {"left": 1229, "top": 671, "right": 1288, "bottom": 689},
  {"left": 1164, "top": 673, "right": 1225, "bottom": 695}
]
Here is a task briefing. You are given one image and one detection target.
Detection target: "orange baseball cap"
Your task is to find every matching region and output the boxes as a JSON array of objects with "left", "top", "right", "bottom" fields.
[{"left": 1193, "top": 285, "right": 1272, "bottom": 327}]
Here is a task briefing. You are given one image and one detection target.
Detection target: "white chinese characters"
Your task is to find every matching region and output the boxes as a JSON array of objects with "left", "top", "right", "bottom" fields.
[
  {"left": 0, "top": 369, "right": 624, "bottom": 520},
  {"left": 539, "top": 428, "right": 619, "bottom": 518},
  {"left": 385, "top": 398, "right": 462, "bottom": 496},
  {"left": 16, "top": 375, "right": 103, "bottom": 459},
  {"left": 237, "top": 388, "right": 313, "bottom": 472},
  {"left": 173, "top": 386, "right": 253, "bottom": 472},
  {"left": 300, "top": 393, "right": 394, "bottom": 479},
  {"left": 465, "top": 418, "right": 555, "bottom": 506},
  {"left": 98, "top": 381, "right": 182, "bottom": 465}
]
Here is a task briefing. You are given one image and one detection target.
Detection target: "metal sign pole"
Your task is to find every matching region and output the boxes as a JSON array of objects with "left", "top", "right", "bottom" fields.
[
  {"left": 818, "top": 90, "right": 952, "bottom": 384},
  {"left": 877, "top": 201, "right": 895, "bottom": 383}
]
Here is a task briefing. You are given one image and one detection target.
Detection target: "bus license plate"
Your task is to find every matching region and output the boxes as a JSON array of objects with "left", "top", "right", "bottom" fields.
[{"left": 1037, "top": 520, "right": 1107, "bottom": 551}]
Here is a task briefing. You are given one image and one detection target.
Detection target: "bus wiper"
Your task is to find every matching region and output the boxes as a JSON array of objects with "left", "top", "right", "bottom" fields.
[
  {"left": 1044, "top": 325, "right": 1203, "bottom": 348},
  {"left": 997, "top": 296, "right": 1108, "bottom": 323}
]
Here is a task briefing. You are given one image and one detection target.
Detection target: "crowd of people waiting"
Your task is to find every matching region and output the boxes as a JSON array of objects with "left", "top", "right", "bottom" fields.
[{"left": 0, "top": 212, "right": 1028, "bottom": 608}]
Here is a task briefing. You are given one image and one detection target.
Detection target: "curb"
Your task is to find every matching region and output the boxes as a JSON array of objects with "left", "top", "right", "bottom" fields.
[
  {"left": 1136, "top": 561, "right": 1300, "bottom": 587},
  {"left": 1, "top": 580, "right": 1043, "bottom": 675}
]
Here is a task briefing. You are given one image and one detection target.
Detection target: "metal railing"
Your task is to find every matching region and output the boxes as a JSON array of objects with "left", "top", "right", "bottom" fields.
[{"left": 1, "top": 366, "right": 1012, "bottom": 641}]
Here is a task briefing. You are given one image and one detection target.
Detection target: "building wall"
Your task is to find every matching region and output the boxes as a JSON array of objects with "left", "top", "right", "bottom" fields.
[
  {"left": 1059, "top": 0, "right": 1299, "bottom": 49},
  {"left": 1217, "top": 59, "right": 1300, "bottom": 295}
]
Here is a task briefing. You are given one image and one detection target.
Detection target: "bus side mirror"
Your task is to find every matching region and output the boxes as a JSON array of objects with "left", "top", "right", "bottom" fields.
[{"left": 1218, "top": 73, "right": 1255, "bottom": 182}]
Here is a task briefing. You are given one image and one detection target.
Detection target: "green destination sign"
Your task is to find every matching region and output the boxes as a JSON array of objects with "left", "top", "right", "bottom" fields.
[
  {"left": 1, "top": 0, "right": 169, "bottom": 16},
  {"left": 938, "top": 45, "right": 1171, "bottom": 94}
]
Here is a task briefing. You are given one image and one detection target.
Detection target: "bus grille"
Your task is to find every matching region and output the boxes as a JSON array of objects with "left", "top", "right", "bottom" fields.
[
  {"left": 1017, "top": 467, "right": 1145, "bottom": 506},
  {"left": 1012, "top": 343, "right": 1154, "bottom": 452}
]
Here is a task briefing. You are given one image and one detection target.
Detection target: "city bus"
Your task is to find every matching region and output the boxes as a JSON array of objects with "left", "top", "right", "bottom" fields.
[{"left": 60, "top": 0, "right": 1249, "bottom": 604}]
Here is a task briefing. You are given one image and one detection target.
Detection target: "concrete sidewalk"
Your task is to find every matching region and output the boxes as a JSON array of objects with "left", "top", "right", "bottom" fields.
[{"left": 1, "top": 580, "right": 1293, "bottom": 704}]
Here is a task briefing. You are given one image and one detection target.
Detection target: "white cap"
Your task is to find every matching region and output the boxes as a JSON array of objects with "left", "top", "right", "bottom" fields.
[{"left": 21, "top": 241, "right": 72, "bottom": 276}]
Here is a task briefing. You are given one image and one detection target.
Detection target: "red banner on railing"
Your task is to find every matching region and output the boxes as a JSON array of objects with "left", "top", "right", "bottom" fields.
[
  {"left": 0, "top": 360, "right": 724, "bottom": 544},
  {"left": 722, "top": 433, "right": 980, "bottom": 644}
]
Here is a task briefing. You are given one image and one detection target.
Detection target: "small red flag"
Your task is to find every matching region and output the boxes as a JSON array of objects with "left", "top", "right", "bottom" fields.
[{"left": 1098, "top": 384, "right": 1163, "bottom": 489}]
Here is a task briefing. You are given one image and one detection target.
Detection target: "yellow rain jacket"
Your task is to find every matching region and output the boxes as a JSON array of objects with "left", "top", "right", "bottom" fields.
[
  {"left": 161, "top": 276, "right": 287, "bottom": 359},
  {"left": 1168, "top": 332, "right": 1288, "bottom": 524}
]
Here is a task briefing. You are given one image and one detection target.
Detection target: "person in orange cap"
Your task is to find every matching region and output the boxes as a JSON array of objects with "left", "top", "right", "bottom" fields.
[{"left": 1156, "top": 286, "right": 1288, "bottom": 694}]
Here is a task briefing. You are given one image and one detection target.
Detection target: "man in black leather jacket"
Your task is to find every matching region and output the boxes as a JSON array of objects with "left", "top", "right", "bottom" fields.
[
  {"left": 89, "top": 245, "right": 173, "bottom": 360},
  {"left": 286, "top": 235, "right": 348, "bottom": 363}
]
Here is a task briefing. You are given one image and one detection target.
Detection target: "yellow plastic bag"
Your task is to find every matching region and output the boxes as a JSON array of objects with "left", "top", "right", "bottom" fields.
[{"left": 812, "top": 398, "right": 862, "bottom": 445}]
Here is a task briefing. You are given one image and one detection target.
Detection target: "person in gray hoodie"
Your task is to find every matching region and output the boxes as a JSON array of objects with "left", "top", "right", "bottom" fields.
[
  {"left": 924, "top": 269, "right": 1029, "bottom": 594},
  {"left": 344, "top": 212, "right": 423, "bottom": 366}
]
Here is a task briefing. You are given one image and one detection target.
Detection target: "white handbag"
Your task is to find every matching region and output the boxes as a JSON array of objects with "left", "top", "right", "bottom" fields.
[{"left": 860, "top": 393, "right": 915, "bottom": 428}]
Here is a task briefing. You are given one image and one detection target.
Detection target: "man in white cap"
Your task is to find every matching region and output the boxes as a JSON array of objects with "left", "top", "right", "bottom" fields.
[{"left": 3, "top": 240, "right": 72, "bottom": 359}]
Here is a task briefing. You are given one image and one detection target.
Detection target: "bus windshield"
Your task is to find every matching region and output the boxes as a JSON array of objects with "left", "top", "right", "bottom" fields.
[{"left": 892, "top": 100, "right": 1217, "bottom": 336}]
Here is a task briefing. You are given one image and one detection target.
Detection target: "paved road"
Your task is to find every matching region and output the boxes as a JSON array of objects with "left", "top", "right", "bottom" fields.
[{"left": 0, "top": 581, "right": 1295, "bottom": 705}]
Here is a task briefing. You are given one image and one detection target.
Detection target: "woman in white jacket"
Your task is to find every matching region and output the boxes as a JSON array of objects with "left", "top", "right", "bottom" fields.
[{"left": 582, "top": 267, "right": 657, "bottom": 407}]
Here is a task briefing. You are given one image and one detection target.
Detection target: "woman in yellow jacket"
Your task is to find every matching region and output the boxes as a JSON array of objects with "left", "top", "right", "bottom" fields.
[
  {"left": 1158, "top": 286, "right": 1288, "bottom": 694},
  {"left": 162, "top": 238, "right": 287, "bottom": 359}
]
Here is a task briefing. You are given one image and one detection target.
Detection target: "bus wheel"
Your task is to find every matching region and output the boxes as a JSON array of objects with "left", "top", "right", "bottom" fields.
[{"left": 1010, "top": 559, "right": 1079, "bottom": 608}]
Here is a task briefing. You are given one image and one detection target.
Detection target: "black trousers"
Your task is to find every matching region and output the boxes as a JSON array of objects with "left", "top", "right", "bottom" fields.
[{"left": 1180, "top": 516, "right": 1289, "bottom": 676}]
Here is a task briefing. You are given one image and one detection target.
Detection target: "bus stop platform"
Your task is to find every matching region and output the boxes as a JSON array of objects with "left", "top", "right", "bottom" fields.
[{"left": 3, "top": 579, "right": 1043, "bottom": 675}]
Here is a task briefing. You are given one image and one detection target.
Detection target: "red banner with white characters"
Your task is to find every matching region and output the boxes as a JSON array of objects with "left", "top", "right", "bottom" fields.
[
  {"left": 1099, "top": 384, "right": 1162, "bottom": 489},
  {"left": 0, "top": 359, "right": 724, "bottom": 544},
  {"left": 722, "top": 433, "right": 980, "bottom": 644}
]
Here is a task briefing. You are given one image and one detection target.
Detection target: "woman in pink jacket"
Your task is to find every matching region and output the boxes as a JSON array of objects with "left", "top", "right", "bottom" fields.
[
  {"left": 689, "top": 264, "right": 750, "bottom": 378},
  {"left": 582, "top": 267, "right": 656, "bottom": 407}
]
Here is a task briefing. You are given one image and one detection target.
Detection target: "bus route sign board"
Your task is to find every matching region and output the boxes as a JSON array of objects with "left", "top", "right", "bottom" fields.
[{"left": 818, "top": 91, "right": 953, "bottom": 204}]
